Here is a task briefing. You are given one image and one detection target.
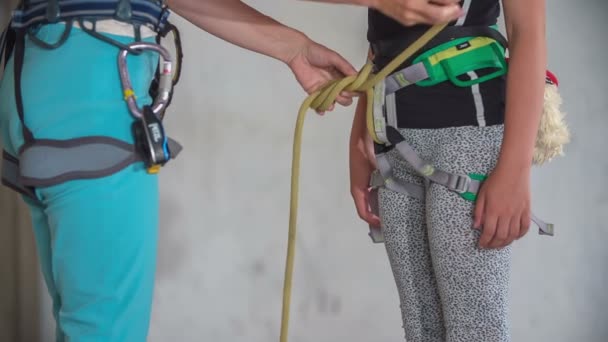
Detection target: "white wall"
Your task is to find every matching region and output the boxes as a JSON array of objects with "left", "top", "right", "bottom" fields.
[{"left": 8, "top": 0, "right": 608, "bottom": 341}]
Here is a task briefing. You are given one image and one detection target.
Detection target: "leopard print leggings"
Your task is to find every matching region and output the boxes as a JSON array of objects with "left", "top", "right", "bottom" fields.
[{"left": 378, "top": 124, "right": 512, "bottom": 342}]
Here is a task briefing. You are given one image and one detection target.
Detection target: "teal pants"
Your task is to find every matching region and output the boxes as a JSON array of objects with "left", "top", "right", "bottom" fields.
[{"left": 0, "top": 24, "right": 160, "bottom": 341}]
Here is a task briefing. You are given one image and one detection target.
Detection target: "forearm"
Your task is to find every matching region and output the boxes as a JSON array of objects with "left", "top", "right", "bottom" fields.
[
  {"left": 350, "top": 95, "right": 376, "bottom": 166},
  {"left": 497, "top": 0, "right": 546, "bottom": 172},
  {"left": 166, "top": 0, "right": 308, "bottom": 64}
]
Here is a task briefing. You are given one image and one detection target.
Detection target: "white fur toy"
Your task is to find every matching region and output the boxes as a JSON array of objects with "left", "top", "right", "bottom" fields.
[{"left": 534, "top": 70, "right": 570, "bottom": 165}]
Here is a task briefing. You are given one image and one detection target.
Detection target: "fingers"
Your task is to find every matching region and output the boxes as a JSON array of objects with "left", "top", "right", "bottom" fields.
[
  {"left": 418, "top": 3, "right": 464, "bottom": 24},
  {"left": 352, "top": 188, "right": 381, "bottom": 228},
  {"left": 328, "top": 50, "right": 357, "bottom": 77},
  {"left": 484, "top": 213, "right": 528, "bottom": 249},
  {"left": 478, "top": 214, "right": 497, "bottom": 248},
  {"left": 316, "top": 91, "right": 357, "bottom": 115},
  {"left": 491, "top": 217, "right": 509, "bottom": 248},
  {"left": 336, "top": 94, "right": 354, "bottom": 107},
  {"left": 473, "top": 192, "right": 485, "bottom": 229},
  {"left": 518, "top": 211, "right": 531, "bottom": 239},
  {"left": 385, "top": 0, "right": 463, "bottom": 26}
]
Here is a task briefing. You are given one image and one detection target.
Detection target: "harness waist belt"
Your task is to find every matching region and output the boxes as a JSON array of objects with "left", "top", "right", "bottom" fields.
[
  {"left": 11, "top": 0, "right": 170, "bottom": 31},
  {"left": 1, "top": 136, "right": 182, "bottom": 197},
  {"left": 370, "top": 25, "right": 507, "bottom": 67},
  {"left": 1, "top": 150, "right": 36, "bottom": 200}
]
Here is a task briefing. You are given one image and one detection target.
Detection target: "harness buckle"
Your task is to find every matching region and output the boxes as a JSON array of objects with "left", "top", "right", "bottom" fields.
[
  {"left": 457, "top": 173, "right": 487, "bottom": 202},
  {"left": 453, "top": 174, "right": 472, "bottom": 194},
  {"left": 115, "top": 0, "right": 133, "bottom": 22}
]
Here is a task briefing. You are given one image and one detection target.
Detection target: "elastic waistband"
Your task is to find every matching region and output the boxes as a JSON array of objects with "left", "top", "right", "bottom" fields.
[{"left": 71, "top": 19, "right": 157, "bottom": 38}]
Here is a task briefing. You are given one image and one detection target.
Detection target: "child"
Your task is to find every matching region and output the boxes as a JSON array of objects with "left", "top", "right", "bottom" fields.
[{"left": 349, "top": 0, "right": 546, "bottom": 341}]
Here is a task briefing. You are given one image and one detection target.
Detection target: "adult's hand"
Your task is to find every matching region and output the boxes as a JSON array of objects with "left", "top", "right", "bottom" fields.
[
  {"left": 374, "top": 0, "right": 464, "bottom": 26},
  {"left": 304, "top": 0, "right": 463, "bottom": 26}
]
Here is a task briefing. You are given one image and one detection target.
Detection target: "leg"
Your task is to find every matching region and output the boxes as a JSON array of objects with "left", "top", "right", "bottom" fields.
[
  {"left": 0, "top": 23, "right": 161, "bottom": 341},
  {"left": 1, "top": 39, "right": 63, "bottom": 341},
  {"left": 425, "top": 125, "right": 511, "bottom": 342},
  {"left": 378, "top": 150, "right": 445, "bottom": 342},
  {"left": 41, "top": 165, "right": 159, "bottom": 342},
  {"left": 22, "top": 196, "right": 65, "bottom": 342}
]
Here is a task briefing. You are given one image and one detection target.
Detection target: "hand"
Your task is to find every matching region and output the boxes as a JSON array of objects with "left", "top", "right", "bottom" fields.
[
  {"left": 473, "top": 165, "right": 532, "bottom": 249},
  {"left": 350, "top": 97, "right": 381, "bottom": 227},
  {"left": 350, "top": 149, "right": 381, "bottom": 228},
  {"left": 287, "top": 39, "right": 358, "bottom": 114},
  {"left": 374, "top": 0, "right": 464, "bottom": 26}
]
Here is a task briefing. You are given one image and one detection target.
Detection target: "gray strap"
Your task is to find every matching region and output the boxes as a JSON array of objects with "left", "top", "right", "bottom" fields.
[
  {"left": 385, "top": 93, "right": 398, "bottom": 128},
  {"left": 372, "top": 80, "right": 389, "bottom": 144},
  {"left": 1, "top": 151, "right": 37, "bottom": 200},
  {"left": 18, "top": 137, "right": 142, "bottom": 187},
  {"left": 532, "top": 213, "right": 554, "bottom": 236},
  {"left": 375, "top": 153, "right": 425, "bottom": 200},
  {"left": 392, "top": 140, "right": 476, "bottom": 195},
  {"left": 384, "top": 62, "right": 429, "bottom": 95}
]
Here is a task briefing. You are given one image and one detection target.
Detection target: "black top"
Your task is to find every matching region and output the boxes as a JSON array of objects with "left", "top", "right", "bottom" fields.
[
  {"left": 368, "top": 0, "right": 505, "bottom": 129},
  {"left": 368, "top": 0, "right": 501, "bottom": 42}
]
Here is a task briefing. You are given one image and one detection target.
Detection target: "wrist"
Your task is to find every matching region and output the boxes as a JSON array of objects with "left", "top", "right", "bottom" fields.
[
  {"left": 278, "top": 30, "right": 309, "bottom": 66},
  {"left": 495, "top": 154, "right": 533, "bottom": 176}
]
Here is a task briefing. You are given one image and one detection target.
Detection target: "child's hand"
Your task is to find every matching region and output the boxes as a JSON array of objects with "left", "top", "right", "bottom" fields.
[
  {"left": 473, "top": 165, "right": 532, "bottom": 249},
  {"left": 350, "top": 96, "right": 381, "bottom": 228}
]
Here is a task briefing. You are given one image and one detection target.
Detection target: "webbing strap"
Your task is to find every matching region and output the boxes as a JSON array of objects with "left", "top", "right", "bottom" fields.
[
  {"left": 1, "top": 150, "right": 37, "bottom": 200},
  {"left": 385, "top": 126, "right": 479, "bottom": 195},
  {"left": 18, "top": 137, "right": 141, "bottom": 186},
  {"left": 384, "top": 62, "right": 429, "bottom": 94},
  {"left": 16, "top": 136, "right": 182, "bottom": 187},
  {"left": 0, "top": 27, "right": 7, "bottom": 69},
  {"left": 11, "top": 0, "right": 170, "bottom": 32},
  {"left": 375, "top": 153, "right": 426, "bottom": 199},
  {"left": 372, "top": 80, "right": 389, "bottom": 144},
  {"left": 13, "top": 29, "right": 35, "bottom": 142}
]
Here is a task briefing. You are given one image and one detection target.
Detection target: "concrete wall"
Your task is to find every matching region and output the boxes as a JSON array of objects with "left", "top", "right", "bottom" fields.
[{"left": 2, "top": 0, "right": 607, "bottom": 341}]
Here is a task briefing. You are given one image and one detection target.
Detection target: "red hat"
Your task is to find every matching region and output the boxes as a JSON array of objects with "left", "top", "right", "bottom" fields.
[{"left": 545, "top": 69, "right": 559, "bottom": 87}]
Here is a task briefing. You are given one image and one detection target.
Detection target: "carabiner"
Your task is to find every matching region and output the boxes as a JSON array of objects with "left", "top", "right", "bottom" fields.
[{"left": 118, "top": 42, "right": 173, "bottom": 118}]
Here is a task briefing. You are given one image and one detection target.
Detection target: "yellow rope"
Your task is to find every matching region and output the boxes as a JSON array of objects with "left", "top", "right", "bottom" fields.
[{"left": 279, "top": 23, "right": 447, "bottom": 342}]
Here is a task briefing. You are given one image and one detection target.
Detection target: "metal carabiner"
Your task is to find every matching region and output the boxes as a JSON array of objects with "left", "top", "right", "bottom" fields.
[{"left": 118, "top": 42, "right": 173, "bottom": 118}]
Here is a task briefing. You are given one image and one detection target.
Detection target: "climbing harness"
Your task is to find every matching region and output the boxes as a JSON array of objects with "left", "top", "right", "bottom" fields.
[
  {"left": 280, "top": 22, "right": 568, "bottom": 341},
  {"left": 1, "top": 0, "right": 184, "bottom": 201}
]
